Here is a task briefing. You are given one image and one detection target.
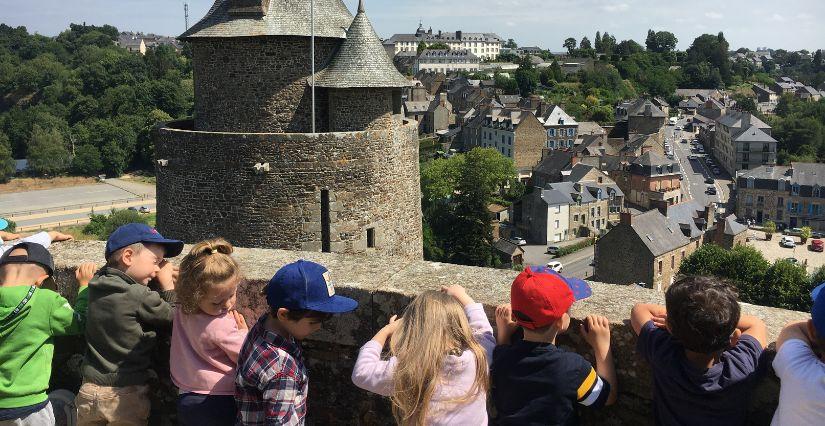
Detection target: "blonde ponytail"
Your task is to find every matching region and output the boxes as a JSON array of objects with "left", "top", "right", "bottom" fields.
[{"left": 177, "top": 238, "right": 241, "bottom": 314}]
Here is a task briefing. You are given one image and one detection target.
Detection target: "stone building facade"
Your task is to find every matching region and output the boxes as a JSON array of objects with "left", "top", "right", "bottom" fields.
[
  {"left": 156, "top": 0, "right": 423, "bottom": 259},
  {"left": 626, "top": 151, "right": 683, "bottom": 210},
  {"left": 736, "top": 163, "right": 825, "bottom": 231},
  {"left": 478, "top": 109, "right": 547, "bottom": 179}
]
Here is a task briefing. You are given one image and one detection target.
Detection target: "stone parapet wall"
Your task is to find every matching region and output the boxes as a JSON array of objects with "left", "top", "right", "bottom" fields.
[
  {"left": 154, "top": 119, "right": 423, "bottom": 259},
  {"left": 48, "top": 241, "right": 807, "bottom": 425}
]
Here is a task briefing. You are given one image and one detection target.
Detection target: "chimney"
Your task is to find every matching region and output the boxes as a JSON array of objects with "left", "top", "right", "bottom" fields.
[
  {"left": 645, "top": 103, "right": 652, "bottom": 115},
  {"left": 439, "top": 92, "right": 447, "bottom": 106},
  {"left": 456, "top": 30, "right": 463, "bottom": 40},
  {"left": 620, "top": 211, "right": 633, "bottom": 226},
  {"left": 438, "top": 30, "right": 442, "bottom": 37},
  {"left": 570, "top": 153, "right": 580, "bottom": 165},
  {"left": 742, "top": 113, "right": 751, "bottom": 128}
]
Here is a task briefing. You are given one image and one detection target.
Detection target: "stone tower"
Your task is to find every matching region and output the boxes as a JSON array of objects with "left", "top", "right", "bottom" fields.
[{"left": 154, "top": 0, "right": 423, "bottom": 259}]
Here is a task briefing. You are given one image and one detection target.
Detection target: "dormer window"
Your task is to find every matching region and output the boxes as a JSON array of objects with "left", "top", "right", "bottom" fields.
[
  {"left": 747, "top": 177, "right": 755, "bottom": 188},
  {"left": 792, "top": 184, "right": 800, "bottom": 195},
  {"left": 814, "top": 185, "right": 821, "bottom": 198}
]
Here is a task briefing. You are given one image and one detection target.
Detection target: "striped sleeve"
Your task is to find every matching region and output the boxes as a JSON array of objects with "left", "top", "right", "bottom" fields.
[{"left": 576, "top": 366, "right": 611, "bottom": 408}]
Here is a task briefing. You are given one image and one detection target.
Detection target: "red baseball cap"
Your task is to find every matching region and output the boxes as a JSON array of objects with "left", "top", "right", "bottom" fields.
[{"left": 511, "top": 266, "right": 592, "bottom": 329}]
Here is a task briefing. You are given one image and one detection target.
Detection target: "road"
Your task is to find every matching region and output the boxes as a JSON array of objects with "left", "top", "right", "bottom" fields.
[
  {"left": 666, "top": 120, "right": 733, "bottom": 210},
  {"left": 521, "top": 243, "right": 595, "bottom": 280}
]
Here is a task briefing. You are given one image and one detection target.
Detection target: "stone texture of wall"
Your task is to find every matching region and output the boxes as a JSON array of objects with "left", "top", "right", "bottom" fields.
[
  {"left": 328, "top": 88, "right": 394, "bottom": 132},
  {"left": 513, "top": 114, "right": 548, "bottom": 174},
  {"left": 47, "top": 241, "right": 807, "bottom": 425},
  {"left": 190, "top": 37, "right": 340, "bottom": 134},
  {"left": 154, "top": 118, "right": 423, "bottom": 259}
]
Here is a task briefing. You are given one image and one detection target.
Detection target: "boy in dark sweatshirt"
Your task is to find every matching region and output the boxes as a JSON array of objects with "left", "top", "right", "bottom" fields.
[{"left": 75, "top": 223, "right": 183, "bottom": 426}]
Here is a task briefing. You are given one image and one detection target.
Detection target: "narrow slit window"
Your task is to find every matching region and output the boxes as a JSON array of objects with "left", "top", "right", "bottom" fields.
[
  {"left": 321, "top": 189, "right": 331, "bottom": 253},
  {"left": 367, "top": 228, "right": 376, "bottom": 248}
]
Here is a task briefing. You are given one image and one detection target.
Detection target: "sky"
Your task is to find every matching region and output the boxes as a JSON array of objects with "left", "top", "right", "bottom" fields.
[{"left": 1, "top": 0, "right": 822, "bottom": 52}]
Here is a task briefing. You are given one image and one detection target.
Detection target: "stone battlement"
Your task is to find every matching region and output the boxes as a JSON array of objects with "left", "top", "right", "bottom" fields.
[{"left": 48, "top": 241, "right": 807, "bottom": 425}]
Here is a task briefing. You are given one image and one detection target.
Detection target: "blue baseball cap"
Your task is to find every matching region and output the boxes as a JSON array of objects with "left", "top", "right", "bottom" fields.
[
  {"left": 527, "top": 265, "right": 593, "bottom": 300},
  {"left": 811, "top": 283, "right": 825, "bottom": 336},
  {"left": 266, "top": 260, "right": 358, "bottom": 314},
  {"left": 0, "top": 218, "right": 8, "bottom": 231},
  {"left": 105, "top": 223, "right": 184, "bottom": 259}
]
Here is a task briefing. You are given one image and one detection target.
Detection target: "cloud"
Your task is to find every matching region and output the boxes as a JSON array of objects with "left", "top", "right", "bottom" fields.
[
  {"left": 770, "top": 13, "right": 786, "bottom": 22},
  {"left": 704, "top": 12, "right": 723, "bottom": 20},
  {"left": 601, "top": 3, "right": 630, "bottom": 12}
]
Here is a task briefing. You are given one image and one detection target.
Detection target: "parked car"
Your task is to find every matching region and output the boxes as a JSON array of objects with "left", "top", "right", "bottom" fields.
[
  {"left": 784, "top": 228, "right": 805, "bottom": 237},
  {"left": 784, "top": 257, "right": 799, "bottom": 264},
  {"left": 546, "top": 261, "right": 564, "bottom": 273},
  {"left": 812, "top": 231, "right": 824, "bottom": 239},
  {"left": 712, "top": 168, "right": 721, "bottom": 175},
  {"left": 511, "top": 237, "right": 527, "bottom": 246},
  {"left": 688, "top": 155, "right": 697, "bottom": 160},
  {"left": 139, "top": 206, "right": 151, "bottom": 214},
  {"left": 705, "top": 177, "right": 715, "bottom": 184},
  {"left": 127, "top": 206, "right": 138, "bottom": 211},
  {"left": 706, "top": 186, "right": 717, "bottom": 195},
  {"left": 780, "top": 236, "right": 796, "bottom": 248},
  {"left": 681, "top": 138, "right": 688, "bottom": 143},
  {"left": 546, "top": 245, "right": 560, "bottom": 255},
  {"left": 811, "top": 239, "right": 824, "bottom": 252}
]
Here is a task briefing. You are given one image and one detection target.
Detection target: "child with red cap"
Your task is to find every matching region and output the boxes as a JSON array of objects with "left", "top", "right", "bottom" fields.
[{"left": 491, "top": 266, "right": 617, "bottom": 425}]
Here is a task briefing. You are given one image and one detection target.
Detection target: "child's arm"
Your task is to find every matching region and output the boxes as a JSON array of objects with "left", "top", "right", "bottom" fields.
[
  {"left": 261, "top": 374, "right": 305, "bottom": 425},
  {"left": 494, "top": 304, "right": 519, "bottom": 345},
  {"left": 136, "top": 263, "right": 176, "bottom": 327},
  {"left": 0, "top": 230, "right": 21, "bottom": 241},
  {"left": 441, "top": 285, "right": 496, "bottom": 356},
  {"left": 737, "top": 314, "right": 768, "bottom": 349},
  {"left": 630, "top": 303, "right": 667, "bottom": 335},
  {"left": 580, "top": 315, "right": 618, "bottom": 406},
  {"left": 212, "top": 311, "right": 249, "bottom": 363},
  {"left": 49, "top": 262, "right": 95, "bottom": 336},
  {"left": 775, "top": 320, "right": 812, "bottom": 351},
  {"left": 351, "top": 316, "right": 401, "bottom": 396}
]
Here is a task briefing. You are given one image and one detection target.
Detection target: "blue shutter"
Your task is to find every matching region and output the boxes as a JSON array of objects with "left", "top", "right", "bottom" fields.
[
  {"left": 787, "top": 201, "right": 792, "bottom": 212},
  {"left": 809, "top": 204, "right": 814, "bottom": 215}
]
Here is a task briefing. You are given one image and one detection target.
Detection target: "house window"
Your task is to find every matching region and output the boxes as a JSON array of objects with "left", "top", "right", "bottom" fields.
[
  {"left": 792, "top": 184, "right": 800, "bottom": 195},
  {"left": 746, "top": 177, "right": 754, "bottom": 188},
  {"left": 815, "top": 186, "right": 821, "bottom": 197},
  {"left": 574, "top": 214, "right": 579, "bottom": 222},
  {"left": 597, "top": 206, "right": 601, "bottom": 216},
  {"left": 658, "top": 260, "right": 663, "bottom": 276},
  {"left": 567, "top": 128, "right": 575, "bottom": 137},
  {"left": 555, "top": 220, "right": 560, "bottom": 229},
  {"left": 757, "top": 196, "right": 764, "bottom": 204},
  {"left": 366, "top": 228, "right": 376, "bottom": 248},
  {"left": 671, "top": 256, "right": 675, "bottom": 269},
  {"left": 681, "top": 250, "right": 685, "bottom": 260},
  {"left": 548, "top": 129, "right": 555, "bottom": 137}
]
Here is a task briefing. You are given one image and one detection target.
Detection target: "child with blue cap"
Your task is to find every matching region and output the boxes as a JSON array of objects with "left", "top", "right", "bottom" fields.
[
  {"left": 235, "top": 259, "right": 357, "bottom": 425},
  {"left": 771, "top": 282, "right": 825, "bottom": 425}
]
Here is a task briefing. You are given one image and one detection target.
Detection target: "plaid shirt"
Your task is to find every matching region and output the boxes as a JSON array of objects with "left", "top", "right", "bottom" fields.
[{"left": 235, "top": 315, "right": 307, "bottom": 425}]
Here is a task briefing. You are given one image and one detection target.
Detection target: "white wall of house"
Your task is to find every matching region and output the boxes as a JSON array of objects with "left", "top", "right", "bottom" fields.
[
  {"left": 545, "top": 203, "right": 571, "bottom": 243},
  {"left": 480, "top": 126, "right": 516, "bottom": 158}
]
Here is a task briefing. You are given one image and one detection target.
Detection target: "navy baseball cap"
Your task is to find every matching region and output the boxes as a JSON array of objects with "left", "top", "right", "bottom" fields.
[
  {"left": 811, "top": 282, "right": 825, "bottom": 336},
  {"left": 266, "top": 260, "right": 358, "bottom": 314},
  {"left": 105, "top": 223, "right": 184, "bottom": 259},
  {"left": 0, "top": 242, "right": 57, "bottom": 287}
]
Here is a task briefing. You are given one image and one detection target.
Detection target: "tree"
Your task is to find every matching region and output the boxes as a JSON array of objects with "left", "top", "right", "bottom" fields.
[
  {"left": 763, "top": 220, "right": 777, "bottom": 238},
  {"left": 504, "top": 39, "right": 518, "bottom": 49},
  {"left": 27, "top": 124, "right": 70, "bottom": 176},
  {"left": 0, "top": 136, "right": 15, "bottom": 183},
  {"left": 71, "top": 144, "right": 103, "bottom": 176},
  {"left": 83, "top": 208, "right": 150, "bottom": 240},
  {"left": 515, "top": 56, "right": 539, "bottom": 96},
  {"left": 101, "top": 139, "right": 127, "bottom": 176},
  {"left": 616, "top": 39, "right": 644, "bottom": 56},
  {"left": 679, "top": 244, "right": 729, "bottom": 277},
  {"left": 759, "top": 260, "right": 814, "bottom": 311},
  {"left": 594, "top": 31, "right": 602, "bottom": 53},
  {"left": 735, "top": 96, "right": 758, "bottom": 114},
  {"left": 580, "top": 37, "right": 592, "bottom": 51},
  {"left": 563, "top": 38, "right": 577, "bottom": 55},
  {"left": 494, "top": 72, "right": 519, "bottom": 95}
]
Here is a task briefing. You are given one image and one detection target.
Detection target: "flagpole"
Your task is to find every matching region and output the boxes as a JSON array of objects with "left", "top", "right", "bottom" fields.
[{"left": 311, "top": 0, "right": 316, "bottom": 134}]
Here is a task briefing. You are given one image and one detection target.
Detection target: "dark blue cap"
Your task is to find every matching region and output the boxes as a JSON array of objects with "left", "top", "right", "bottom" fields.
[
  {"left": 105, "top": 223, "right": 184, "bottom": 259},
  {"left": 811, "top": 282, "right": 825, "bottom": 336},
  {"left": 266, "top": 260, "right": 358, "bottom": 314},
  {"left": 528, "top": 265, "right": 593, "bottom": 300}
]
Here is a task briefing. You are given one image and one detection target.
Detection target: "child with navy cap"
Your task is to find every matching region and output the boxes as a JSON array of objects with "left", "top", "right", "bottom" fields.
[
  {"left": 235, "top": 259, "right": 357, "bottom": 425},
  {"left": 491, "top": 266, "right": 617, "bottom": 425},
  {"left": 771, "top": 282, "right": 825, "bottom": 425},
  {"left": 75, "top": 223, "right": 184, "bottom": 426}
]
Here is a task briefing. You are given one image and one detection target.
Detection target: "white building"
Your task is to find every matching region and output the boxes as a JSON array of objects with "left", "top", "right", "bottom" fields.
[
  {"left": 385, "top": 24, "right": 501, "bottom": 60},
  {"left": 413, "top": 49, "right": 480, "bottom": 74},
  {"left": 539, "top": 105, "right": 578, "bottom": 149}
]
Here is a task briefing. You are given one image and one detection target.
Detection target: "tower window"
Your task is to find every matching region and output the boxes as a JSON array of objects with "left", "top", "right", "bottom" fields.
[
  {"left": 367, "top": 228, "right": 376, "bottom": 248},
  {"left": 321, "top": 190, "right": 331, "bottom": 253}
]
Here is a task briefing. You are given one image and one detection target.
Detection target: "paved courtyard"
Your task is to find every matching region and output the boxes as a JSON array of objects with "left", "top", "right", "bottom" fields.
[{"left": 746, "top": 230, "right": 824, "bottom": 272}]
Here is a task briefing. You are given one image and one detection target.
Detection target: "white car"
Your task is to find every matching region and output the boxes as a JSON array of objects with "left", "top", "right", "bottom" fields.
[
  {"left": 511, "top": 237, "right": 527, "bottom": 246},
  {"left": 546, "top": 261, "right": 564, "bottom": 273},
  {"left": 780, "top": 236, "right": 796, "bottom": 248}
]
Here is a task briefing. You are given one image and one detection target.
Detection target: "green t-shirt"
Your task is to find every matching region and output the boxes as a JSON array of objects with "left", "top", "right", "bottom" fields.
[{"left": 0, "top": 285, "right": 88, "bottom": 409}]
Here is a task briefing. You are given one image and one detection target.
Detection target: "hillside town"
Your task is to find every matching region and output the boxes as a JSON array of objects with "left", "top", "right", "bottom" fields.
[{"left": 0, "top": 1, "right": 824, "bottom": 424}]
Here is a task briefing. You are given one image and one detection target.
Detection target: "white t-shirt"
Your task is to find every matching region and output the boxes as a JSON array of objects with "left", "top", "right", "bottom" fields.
[
  {"left": 0, "top": 231, "right": 52, "bottom": 256},
  {"left": 771, "top": 339, "right": 825, "bottom": 425}
]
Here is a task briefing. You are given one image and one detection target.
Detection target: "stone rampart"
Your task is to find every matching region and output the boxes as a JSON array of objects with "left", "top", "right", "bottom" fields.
[
  {"left": 48, "top": 241, "right": 807, "bottom": 425},
  {"left": 154, "top": 118, "right": 423, "bottom": 259}
]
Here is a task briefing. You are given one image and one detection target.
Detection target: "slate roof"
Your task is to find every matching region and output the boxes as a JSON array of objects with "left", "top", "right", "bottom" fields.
[
  {"left": 731, "top": 125, "right": 777, "bottom": 143},
  {"left": 629, "top": 210, "right": 691, "bottom": 257},
  {"left": 623, "top": 99, "right": 666, "bottom": 118},
  {"left": 534, "top": 151, "right": 574, "bottom": 177},
  {"left": 717, "top": 111, "right": 770, "bottom": 130},
  {"left": 313, "top": 1, "right": 410, "bottom": 88},
  {"left": 722, "top": 215, "right": 748, "bottom": 236},
  {"left": 181, "top": 0, "right": 353, "bottom": 39},
  {"left": 577, "top": 121, "right": 606, "bottom": 135},
  {"left": 665, "top": 200, "right": 707, "bottom": 239},
  {"left": 566, "top": 164, "right": 595, "bottom": 183},
  {"left": 404, "top": 101, "right": 431, "bottom": 113},
  {"left": 494, "top": 239, "right": 523, "bottom": 256},
  {"left": 540, "top": 187, "right": 575, "bottom": 206},
  {"left": 633, "top": 151, "right": 673, "bottom": 167}
]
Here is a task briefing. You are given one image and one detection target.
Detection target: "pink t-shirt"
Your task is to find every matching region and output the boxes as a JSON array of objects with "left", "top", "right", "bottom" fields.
[{"left": 170, "top": 308, "right": 249, "bottom": 395}]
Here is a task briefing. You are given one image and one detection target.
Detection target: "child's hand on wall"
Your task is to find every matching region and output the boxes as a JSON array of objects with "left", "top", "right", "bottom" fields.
[
  {"left": 581, "top": 315, "right": 612, "bottom": 355},
  {"left": 495, "top": 303, "right": 519, "bottom": 345},
  {"left": 440, "top": 285, "right": 474, "bottom": 306},
  {"left": 75, "top": 262, "right": 97, "bottom": 287}
]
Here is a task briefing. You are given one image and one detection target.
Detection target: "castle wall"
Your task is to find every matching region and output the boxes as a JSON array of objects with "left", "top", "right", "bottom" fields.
[
  {"left": 190, "top": 37, "right": 340, "bottom": 133},
  {"left": 47, "top": 241, "right": 808, "bottom": 425},
  {"left": 328, "top": 88, "right": 394, "bottom": 132},
  {"left": 154, "top": 118, "right": 423, "bottom": 259}
]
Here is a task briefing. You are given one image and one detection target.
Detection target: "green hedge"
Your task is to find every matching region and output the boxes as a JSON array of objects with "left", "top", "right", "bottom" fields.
[{"left": 556, "top": 237, "right": 596, "bottom": 257}]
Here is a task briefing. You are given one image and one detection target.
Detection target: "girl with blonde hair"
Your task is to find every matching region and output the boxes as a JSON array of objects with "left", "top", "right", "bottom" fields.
[
  {"left": 352, "top": 285, "right": 495, "bottom": 425},
  {"left": 169, "top": 238, "right": 248, "bottom": 426}
]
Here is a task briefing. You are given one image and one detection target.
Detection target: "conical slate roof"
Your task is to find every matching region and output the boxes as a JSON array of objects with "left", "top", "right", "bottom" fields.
[
  {"left": 181, "top": 0, "right": 352, "bottom": 39},
  {"left": 312, "top": 0, "right": 410, "bottom": 88}
]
